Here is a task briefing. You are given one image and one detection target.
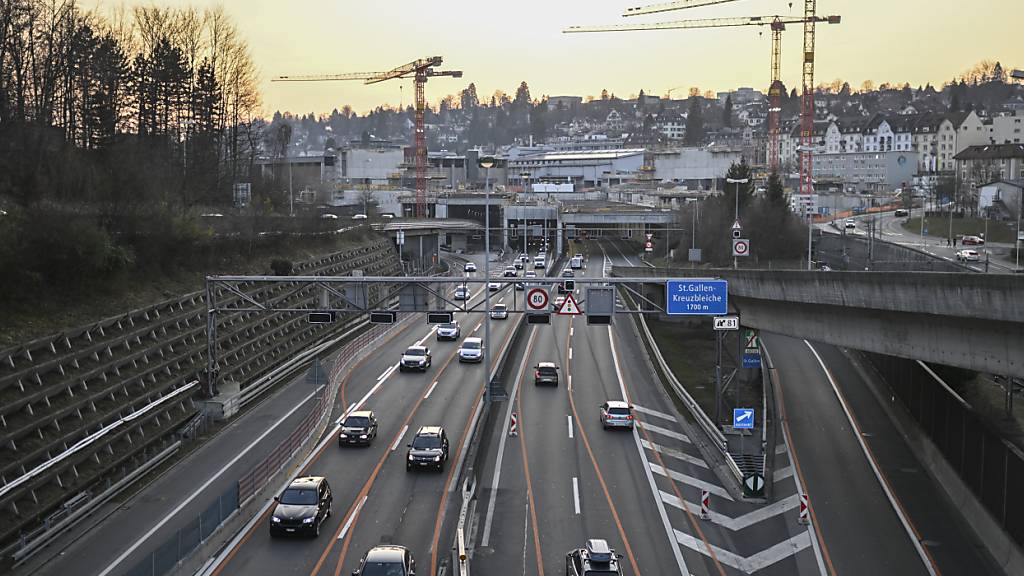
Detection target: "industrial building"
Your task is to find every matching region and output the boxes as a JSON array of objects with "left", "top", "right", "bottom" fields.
[{"left": 508, "top": 149, "right": 645, "bottom": 189}]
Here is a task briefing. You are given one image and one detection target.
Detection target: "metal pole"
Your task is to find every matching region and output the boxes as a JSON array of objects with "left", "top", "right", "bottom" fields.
[
  {"left": 807, "top": 212, "right": 813, "bottom": 270},
  {"left": 1017, "top": 187, "right": 1022, "bottom": 270},
  {"left": 692, "top": 205, "right": 697, "bottom": 269},
  {"left": 205, "top": 281, "right": 217, "bottom": 398},
  {"left": 483, "top": 165, "right": 492, "bottom": 405},
  {"left": 715, "top": 331, "right": 722, "bottom": 425},
  {"left": 734, "top": 180, "right": 739, "bottom": 270},
  {"left": 288, "top": 159, "right": 294, "bottom": 218}
]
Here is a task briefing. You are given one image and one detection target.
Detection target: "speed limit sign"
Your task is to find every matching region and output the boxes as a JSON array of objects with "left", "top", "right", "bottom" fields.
[
  {"left": 527, "top": 287, "right": 549, "bottom": 310},
  {"left": 732, "top": 238, "right": 750, "bottom": 257}
]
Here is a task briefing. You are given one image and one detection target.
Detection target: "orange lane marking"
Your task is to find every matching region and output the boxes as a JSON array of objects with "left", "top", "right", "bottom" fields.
[
  {"left": 773, "top": 365, "right": 838, "bottom": 576},
  {"left": 607, "top": 329, "right": 727, "bottom": 576},
  {"left": 208, "top": 320, "right": 417, "bottom": 576},
  {"left": 515, "top": 331, "right": 545, "bottom": 576},
  {"left": 565, "top": 317, "right": 641, "bottom": 576}
]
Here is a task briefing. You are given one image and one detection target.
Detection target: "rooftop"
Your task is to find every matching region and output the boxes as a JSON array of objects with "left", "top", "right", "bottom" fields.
[
  {"left": 954, "top": 144, "right": 1024, "bottom": 160},
  {"left": 511, "top": 149, "right": 645, "bottom": 163}
]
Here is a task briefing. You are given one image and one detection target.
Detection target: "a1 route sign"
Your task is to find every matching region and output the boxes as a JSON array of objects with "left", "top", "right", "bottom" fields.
[{"left": 527, "top": 287, "right": 549, "bottom": 311}]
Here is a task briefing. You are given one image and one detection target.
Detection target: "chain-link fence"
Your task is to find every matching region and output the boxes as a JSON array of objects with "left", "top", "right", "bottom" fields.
[{"left": 122, "top": 483, "right": 238, "bottom": 576}]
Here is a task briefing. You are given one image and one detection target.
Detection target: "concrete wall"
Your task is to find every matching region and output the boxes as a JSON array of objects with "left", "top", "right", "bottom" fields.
[{"left": 653, "top": 147, "right": 743, "bottom": 183}]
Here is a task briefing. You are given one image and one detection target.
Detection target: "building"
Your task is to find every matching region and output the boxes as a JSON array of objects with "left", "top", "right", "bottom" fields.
[
  {"left": 862, "top": 115, "right": 914, "bottom": 153},
  {"left": 954, "top": 144, "right": 1024, "bottom": 195},
  {"left": 657, "top": 112, "right": 685, "bottom": 141},
  {"left": 547, "top": 95, "right": 583, "bottom": 111},
  {"left": 988, "top": 110, "right": 1024, "bottom": 145},
  {"left": 338, "top": 145, "right": 405, "bottom": 182},
  {"left": 813, "top": 150, "right": 918, "bottom": 194},
  {"left": 508, "top": 149, "right": 645, "bottom": 188},
  {"left": 976, "top": 180, "right": 1022, "bottom": 219},
  {"left": 789, "top": 193, "right": 819, "bottom": 218},
  {"left": 653, "top": 147, "right": 744, "bottom": 189},
  {"left": 717, "top": 87, "right": 764, "bottom": 106}
]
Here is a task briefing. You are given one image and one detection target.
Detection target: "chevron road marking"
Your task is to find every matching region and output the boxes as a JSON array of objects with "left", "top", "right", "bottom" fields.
[
  {"left": 639, "top": 421, "right": 691, "bottom": 443},
  {"left": 641, "top": 439, "right": 708, "bottom": 469},
  {"left": 662, "top": 491, "right": 801, "bottom": 532},
  {"left": 649, "top": 463, "right": 733, "bottom": 501},
  {"left": 773, "top": 465, "right": 794, "bottom": 483},
  {"left": 632, "top": 403, "right": 679, "bottom": 423},
  {"left": 675, "top": 528, "right": 812, "bottom": 574}
]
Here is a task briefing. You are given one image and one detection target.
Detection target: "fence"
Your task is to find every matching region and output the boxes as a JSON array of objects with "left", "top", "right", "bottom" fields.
[
  {"left": 122, "top": 483, "right": 238, "bottom": 576},
  {"left": 863, "top": 352, "right": 1024, "bottom": 549}
]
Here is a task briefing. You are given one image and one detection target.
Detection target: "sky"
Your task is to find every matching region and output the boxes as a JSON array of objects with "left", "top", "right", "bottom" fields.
[{"left": 105, "top": 1, "right": 1022, "bottom": 116}]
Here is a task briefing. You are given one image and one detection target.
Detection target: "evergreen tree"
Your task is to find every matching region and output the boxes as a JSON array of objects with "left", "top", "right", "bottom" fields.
[
  {"left": 766, "top": 171, "right": 786, "bottom": 208},
  {"left": 684, "top": 98, "right": 705, "bottom": 145},
  {"left": 514, "top": 81, "right": 531, "bottom": 108},
  {"left": 601, "top": 89, "right": 610, "bottom": 101},
  {"left": 530, "top": 102, "right": 547, "bottom": 142},
  {"left": 722, "top": 95, "right": 733, "bottom": 128},
  {"left": 460, "top": 83, "right": 479, "bottom": 110}
]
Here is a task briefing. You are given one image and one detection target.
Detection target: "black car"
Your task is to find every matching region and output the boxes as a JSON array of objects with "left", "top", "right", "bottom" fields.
[
  {"left": 534, "top": 362, "right": 559, "bottom": 386},
  {"left": 339, "top": 411, "right": 378, "bottom": 446},
  {"left": 406, "top": 426, "right": 449, "bottom": 471},
  {"left": 270, "top": 476, "right": 332, "bottom": 537},
  {"left": 352, "top": 545, "right": 416, "bottom": 576},
  {"left": 566, "top": 539, "right": 623, "bottom": 576}
]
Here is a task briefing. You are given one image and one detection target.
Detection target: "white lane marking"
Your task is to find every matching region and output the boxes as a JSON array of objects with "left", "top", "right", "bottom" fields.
[
  {"left": 607, "top": 326, "right": 690, "bottom": 576},
  {"left": 568, "top": 374, "right": 572, "bottom": 391},
  {"left": 610, "top": 241, "right": 636, "bottom": 266},
  {"left": 640, "top": 439, "right": 708, "bottom": 469},
  {"left": 804, "top": 340, "right": 939, "bottom": 576},
  {"left": 424, "top": 380, "right": 440, "bottom": 399},
  {"left": 640, "top": 422, "right": 691, "bottom": 443},
  {"left": 632, "top": 404, "right": 679, "bottom": 423},
  {"left": 567, "top": 415, "right": 574, "bottom": 439},
  {"left": 336, "top": 402, "right": 357, "bottom": 425},
  {"left": 391, "top": 424, "right": 409, "bottom": 452},
  {"left": 378, "top": 363, "right": 399, "bottom": 382},
  {"left": 338, "top": 495, "right": 367, "bottom": 540},
  {"left": 570, "top": 327, "right": 574, "bottom": 337},
  {"left": 649, "top": 463, "right": 733, "bottom": 501},
  {"left": 569, "top": 347, "right": 573, "bottom": 360},
  {"left": 662, "top": 491, "right": 801, "bottom": 531},
  {"left": 481, "top": 327, "right": 538, "bottom": 547},
  {"left": 572, "top": 477, "right": 581, "bottom": 515},
  {"left": 774, "top": 465, "right": 794, "bottom": 483},
  {"left": 675, "top": 528, "right": 812, "bottom": 573},
  {"left": 775, "top": 443, "right": 788, "bottom": 455},
  {"left": 97, "top": 386, "right": 320, "bottom": 576}
]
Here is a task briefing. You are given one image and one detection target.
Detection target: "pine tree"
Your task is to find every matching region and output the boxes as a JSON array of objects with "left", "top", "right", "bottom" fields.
[
  {"left": 722, "top": 95, "right": 733, "bottom": 128},
  {"left": 684, "top": 98, "right": 705, "bottom": 145}
]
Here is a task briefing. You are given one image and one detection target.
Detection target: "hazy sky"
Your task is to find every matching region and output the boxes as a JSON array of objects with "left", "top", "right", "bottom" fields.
[{"left": 108, "top": 1, "right": 1021, "bottom": 116}]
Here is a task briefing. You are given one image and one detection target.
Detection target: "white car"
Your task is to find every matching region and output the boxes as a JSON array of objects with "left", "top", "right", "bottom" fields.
[
  {"left": 352, "top": 213, "right": 368, "bottom": 220},
  {"left": 600, "top": 400, "right": 635, "bottom": 430},
  {"left": 488, "top": 281, "right": 502, "bottom": 291},
  {"left": 490, "top": 304, "right": 508, "bottom": 319},
  {"left": 454, "top": 286, "right": 470, "bottom": 300},
  {"left": 503, "top": 266, "right": 517, "bottom": 277},
  {"left": 320, "top": 213, "right": 339, "bottom": 220},
  {"left": 533, "top": 257, "right": 545, "bottom": 269},
  {"left": 464, "top": 262, "right": 477, "bottom": 273},
  {"left": 436, "top": 322, "right": 460, "bottom": 341},
  {"left": 844, "top": 218, "right": 856, "bottom": 229},
  {"left": 458, "top": 337, "right": 483, "bottom": 363},
  {"left": 956, "top": 249, "right": 980, "bottom": 262}
]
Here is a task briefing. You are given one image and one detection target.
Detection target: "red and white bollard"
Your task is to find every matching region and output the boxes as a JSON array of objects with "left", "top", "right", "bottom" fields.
[
  {"left": 509, "top": 412, "right": 518, "bottom": 437},
  {"left": 798, "top": 493, "right": 809, "bottom": 525},
  {"left": 700, "top": 489, "right": 711, "bottom": 520}
]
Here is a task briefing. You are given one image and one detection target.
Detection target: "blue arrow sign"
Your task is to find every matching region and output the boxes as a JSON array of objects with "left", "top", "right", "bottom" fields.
[{"left": 733, "top": 408, "right": 755, "bottom": 430}]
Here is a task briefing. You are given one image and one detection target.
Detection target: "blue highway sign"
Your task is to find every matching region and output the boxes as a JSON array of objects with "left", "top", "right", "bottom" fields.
[
  {"left": 733, "top": 408, "right": 755, "bottom": 430},
  {"left": 666, "top": 280, "right": 728, "bottom": 316}
]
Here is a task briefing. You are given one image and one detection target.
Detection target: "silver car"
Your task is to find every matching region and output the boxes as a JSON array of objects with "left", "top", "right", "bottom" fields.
[
  {"left": 490, "top": 304, "right": 508, "bottom": 319},
  {"left": 459, "top": 337, "right": 484, "bottom": 363},
  {"left": 600, "top": 401, "right": 634, "bottom": 430}
]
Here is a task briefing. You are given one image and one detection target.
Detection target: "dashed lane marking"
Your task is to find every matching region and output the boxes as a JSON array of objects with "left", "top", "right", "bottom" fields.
[
  {"left": 649, "top": 463, "right": 733, "bottom": 501},
  {"left": 391, "top": 425, "right": 408, "bottom": 452}
]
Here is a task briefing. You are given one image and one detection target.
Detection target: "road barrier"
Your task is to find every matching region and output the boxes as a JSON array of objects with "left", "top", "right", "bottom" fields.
[
  {"left": 700, "top": 490, "right": 711, "bottom": 520},
  {"left": 798, "top": 493, "right": 809, "bottom": 525},
  {"left": 508, "top": 412, "right": 518, "bottom": 437}
]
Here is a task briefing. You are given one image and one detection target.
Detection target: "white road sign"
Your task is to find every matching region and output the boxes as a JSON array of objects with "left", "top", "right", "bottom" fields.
[
  {"left": 732, "top": 238, "right": 749, "bottom": 257},
  {"left": 557, "top": 294, "right": 583, "bottom": 315},
  {"left": 713, "top": 316, "right": 739, "bottom": 330},
  {"left": 527, "top": 287, "right": 549, "bottom": 311}
]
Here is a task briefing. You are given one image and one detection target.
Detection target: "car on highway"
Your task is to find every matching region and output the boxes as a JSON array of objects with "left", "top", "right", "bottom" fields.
[
  {"left": 534, "top": 362, "right": 559, "bottom": 386},
  {"left": 352, "top": 213, "right": 368, "bottom": 220},
  {"left": 458, "top": 337, "right": 483, "bottom": 363},
  {"left": 894, "top": 208, "right": 909, "bottom": 217},
  {"left": 320, "top": 213, "right": 339, "bottom": 220},
  {"left": 554, "top": 295, "right": 566, "bottom": 309},
  {"left": 565, "top": 539, "right": 623, "bottom": 576},
  {"left": 352, "top": 544, "right": 416, "bottom": 576},
  {"left": 490, "top": 303, "right": 508, "bottom": 319},
  {"left": 399, "top": 346, "right": 431, "bottom": 372},
  {"left": 464, "top": 262, "right": 477, "bottom": 272},
  {"left": 600, "top": 401, "right": 635, "bottom": 430},
  {"left": 270, "top": 476, "right": 332, "bottom": 537},
  {"left": 406, "top": 426, "right": 449, "bottom": 471},
  {"left": 454, "top": 285, "right": 470, "bottom": 300},
  {"left": 961, "top": 235, "right": 985, "bottom": 246},
  {"left": 534, "top": 256, "right": 545, "bottom": 269},
  {"left": 525, "top": 271, "right": 537, "bottom": 279},
  {"left": 956, "top": 249, "right": 980, "bottom": 262},
  {"left": 503, "top": 266, "right": 518, "bottom": 277},
  {"left": 436, "top": 322, "right": 461, "bottom": 341},
  {"left": 338, "top": 411, "right": 378, "bottom": 446},
  {"left": 488, "top": 280, "right": 502, "bottom": 291},
  {"left": 514, "top": 259, "right": 524, "bottom": 270},
  {"left": 844, "top": 218, "right": 856, "bottom": 229},
  {"left": 571, "top": 254, "right": 583, "bottom": 269},
  {"left": 562, "top": 268, "right": 574, "bottom": 278}
]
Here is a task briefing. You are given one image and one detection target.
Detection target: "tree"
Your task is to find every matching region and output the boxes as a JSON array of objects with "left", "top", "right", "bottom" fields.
[
  {"left": 992, "top": 61, "right": 1006, "bottom": 83},
  {"left": 722, "top": 95, "right": 733, "bottom": 128},
  {"left": 765, "top": 171, "right": 786, "bottom": 208},
  {"left": 839, "top": 82, "right": 851, "bottom": 97},
  {"left": 860, "top": 79, "right": 876, "bottom": 93},
  {"left": 724, "top": 160, "right": 754, "bottom": 212},
  {"left": 514, "top": 81, "right": 531, "bottom": 108},
  {"left": 460, "top": 82, "right": 479, "bottom": 110},
  {"left": 530, "top": 101, "right": 547, "bottom": 142},
  {"left": 949, "top": 92, "right": 960, "bottom": 112},
  {"left": 601, "top": 89, "right": 609, "bottom": 101},
  {"left": 684, "top": 97, "right": 704, "bottom": 145}
]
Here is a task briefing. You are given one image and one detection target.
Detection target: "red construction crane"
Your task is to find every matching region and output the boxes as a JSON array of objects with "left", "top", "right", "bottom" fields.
[
  {"left": 274, "top": 57, "right": 463, "bottom": 218},
  {"left": 565, "top": 13, "right": 838, "bottom": 173}
]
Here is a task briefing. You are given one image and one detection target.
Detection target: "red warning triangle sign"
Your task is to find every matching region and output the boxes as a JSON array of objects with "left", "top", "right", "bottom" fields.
[{"left": 557, "top": 293, "right": 583, "bottom": 315}]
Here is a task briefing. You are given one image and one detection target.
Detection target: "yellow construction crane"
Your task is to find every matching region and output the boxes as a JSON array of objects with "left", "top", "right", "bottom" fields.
[{"left": 274, "top": 57, "right": 463, "bottom": 217}]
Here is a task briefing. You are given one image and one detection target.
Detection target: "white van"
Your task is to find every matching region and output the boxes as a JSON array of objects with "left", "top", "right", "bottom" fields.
[
  {"left": 570, "top": 255, "right": 583, "bottom": 269},
  {"left": 533, "top": 256, "right": 545, "bottom": 269}
]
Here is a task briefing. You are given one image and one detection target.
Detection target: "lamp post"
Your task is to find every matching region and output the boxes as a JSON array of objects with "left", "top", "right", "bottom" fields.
[
  {"left": 478, "top": 155, "right": 496, "bottom": 404},
  {"left": 726, "top": 177, "right": 749, "bottom": 270}
]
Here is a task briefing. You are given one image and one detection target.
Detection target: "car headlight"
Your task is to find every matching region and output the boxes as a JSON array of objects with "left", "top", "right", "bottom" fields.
[
  {"left": 271, "top": 516, "right": 282, "bottom": 523},
  {"left": 302, "top": 517, "right": 315, "bottom": 524},
  {"left": 339, "top": 433, "right": 347, "bottom": 438},
  {"left": 433, "top": 455, "right": 441, "bottom": 462},
  {"left": 408, "top": 453, "right": 415, "bottom": 460},
  {"left": 359, "top": 434, "right": 367, "bottom": 439}
]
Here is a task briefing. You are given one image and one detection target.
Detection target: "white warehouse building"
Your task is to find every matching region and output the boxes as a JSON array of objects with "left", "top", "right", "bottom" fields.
[{"left": 508, "top": 149, "right": 645, "bottom": 188}]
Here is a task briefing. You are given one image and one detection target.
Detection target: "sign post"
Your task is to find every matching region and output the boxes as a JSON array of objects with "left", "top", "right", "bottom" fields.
[{"left": 713, "top": 316, "right": 740, "bottom": 331}]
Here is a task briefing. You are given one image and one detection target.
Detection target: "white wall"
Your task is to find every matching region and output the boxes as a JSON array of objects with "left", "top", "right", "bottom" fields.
[{"left": 654, "top": 148, "right": 743, "bottom": 182}]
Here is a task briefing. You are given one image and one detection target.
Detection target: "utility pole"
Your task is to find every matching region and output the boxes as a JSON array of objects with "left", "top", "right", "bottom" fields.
[{"left": 479, "top": 155, "right": 496, "bottom": 404}]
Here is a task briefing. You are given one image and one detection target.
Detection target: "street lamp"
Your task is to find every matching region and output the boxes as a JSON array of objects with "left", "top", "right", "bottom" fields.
[
  {"left": 478, "top": 155, "right": 496, "bottom": 404},
  {"left": 726, "top": 177, "right": 749, "bottom": 270}
]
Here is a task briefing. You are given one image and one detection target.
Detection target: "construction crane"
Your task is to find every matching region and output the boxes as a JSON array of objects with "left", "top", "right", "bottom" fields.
[
  {"left": 565, "top": 14, "right": 839, "bottom": 172},
  {"left": 274, "top": 57, "right": 463, "bottom": 218}
]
